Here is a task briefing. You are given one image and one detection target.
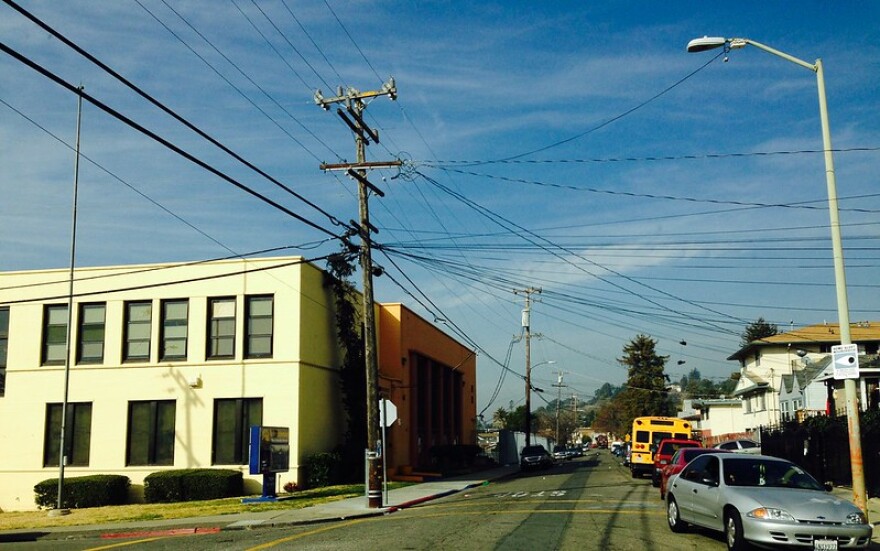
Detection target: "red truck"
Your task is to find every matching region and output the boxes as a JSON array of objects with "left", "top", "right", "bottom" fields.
[{"left": 595, "top": 434, "right": 608, "bottom": 449}]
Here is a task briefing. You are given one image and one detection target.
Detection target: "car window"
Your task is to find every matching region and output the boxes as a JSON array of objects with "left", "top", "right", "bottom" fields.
[
  {"left": 719, "top": 442, "right": 736, "bottom": 450},
  {"left": 704, "top": 456, "right": 720, "bottom": 484},
  {"left": 681, "top": 455, "right": 712, "bottom": 481},
  {"left": 669, "top": 450, "right": 681, "bottom": 464},
  {"left": 739, "top": 440, "right": 758, "bottom": 449}
]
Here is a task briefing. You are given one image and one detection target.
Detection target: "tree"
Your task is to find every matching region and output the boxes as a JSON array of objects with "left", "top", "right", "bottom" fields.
[
  {"left": 740, "top": 317, "right": 779, "bottom": 347},
  {"left": 491, "top": 408, "right": 508, "bottom": 429},
  {"left": 614, "top": 335, "right": 676, "bottom": 433}
]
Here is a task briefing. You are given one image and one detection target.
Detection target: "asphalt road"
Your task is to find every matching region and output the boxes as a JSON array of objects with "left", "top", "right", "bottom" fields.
[{"left": 6, "top": 452, "right": 875, "bottom": 550}]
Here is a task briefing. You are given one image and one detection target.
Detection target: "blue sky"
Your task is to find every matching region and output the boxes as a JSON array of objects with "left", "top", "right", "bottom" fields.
[{"left": 2, "top": 1, "right": 879, "bottom": 417}]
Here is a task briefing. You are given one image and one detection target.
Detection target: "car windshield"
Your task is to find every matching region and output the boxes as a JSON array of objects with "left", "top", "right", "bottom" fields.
[
  {"left": 722, "top": 458, "right": 822, "bottom": 490},
  {"left": 522, "top": 446, "right": 545, "bottom": 455}
]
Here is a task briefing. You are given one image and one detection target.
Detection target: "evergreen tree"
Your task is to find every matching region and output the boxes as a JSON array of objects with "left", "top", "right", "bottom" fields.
[
  {"left": 615, "top": 334, "right": 675, "bottom": 431},
  {"left": 741, "top": 317, "right": 779, "bottom": 347}
]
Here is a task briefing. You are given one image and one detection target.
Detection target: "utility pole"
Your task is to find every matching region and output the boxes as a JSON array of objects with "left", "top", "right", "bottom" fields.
[
  {"left": 553, "top": 371, "right": 565, "bottom": 445},
  {"left": 515, "top": 287, "right": 541, "bottom": 447},
  {"left": 316, "top": 78, "right": 399, "bottom": 509}
]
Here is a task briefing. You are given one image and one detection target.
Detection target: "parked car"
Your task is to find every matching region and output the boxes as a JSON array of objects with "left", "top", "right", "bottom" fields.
[
  {"left": 666, "top": 454, "right": 871, "bottom": 550},
  {"left": 520, "top": 445, "right": 553, "bottom": 471},
  {"left": 652, "top": 438, "right": 702, "bottom": 487},
  {"left": 553, "top": 445, "right": 571, "bottom": 461},
  {"left": 659, "top": 448, "right": 732, "bottom": 500},
  {"left": 622, "top": 442, "right": 632, "bottom": 467},
  {"left": 713, "top": 439, "right": 761, "bottom": 454}
]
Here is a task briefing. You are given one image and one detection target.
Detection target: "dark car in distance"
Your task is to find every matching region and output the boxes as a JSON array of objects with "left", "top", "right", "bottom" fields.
[{"left": 520, "top": 445, "right": 553, "bottom": 471}]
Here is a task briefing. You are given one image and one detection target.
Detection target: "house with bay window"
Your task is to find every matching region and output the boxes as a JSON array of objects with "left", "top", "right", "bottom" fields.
[{"left": 0, "top": 256, "right": 476, "bottom": 511}]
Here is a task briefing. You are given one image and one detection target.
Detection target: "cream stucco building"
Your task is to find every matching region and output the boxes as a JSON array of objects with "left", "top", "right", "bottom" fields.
[
  {"left": 0, "top": 256, "right": 478, "bottom": 511},
  {"left": 0, "top": 256, "right": 346, "bottom": 511}
]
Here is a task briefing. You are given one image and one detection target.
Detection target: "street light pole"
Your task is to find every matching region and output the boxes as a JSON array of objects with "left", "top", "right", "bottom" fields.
[{"left": 687, "top": 36, "right": 867, "bottom": 515}]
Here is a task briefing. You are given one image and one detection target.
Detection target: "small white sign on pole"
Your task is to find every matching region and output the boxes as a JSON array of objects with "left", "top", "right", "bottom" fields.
[
  {"left": 379, "top": 399, "right": 398, "bottom": 427},
  {"left": 832, "top": 343, "right": 859, "bottom": 380}
]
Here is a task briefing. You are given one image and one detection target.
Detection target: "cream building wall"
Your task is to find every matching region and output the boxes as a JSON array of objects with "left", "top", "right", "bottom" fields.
[{"left": 0, "top": 257, "right": 342, "bottom": 511}]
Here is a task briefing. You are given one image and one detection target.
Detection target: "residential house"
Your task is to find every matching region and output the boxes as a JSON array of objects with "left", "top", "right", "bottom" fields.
[
  {"left": 0, "top": 257, "right": 476, "bottom": 511},
  {"left": 727, "top": 322, "right": 880, "bottom": 429},
  {"left": 679, "top": 398, "right": 745, "bottom": 444}
]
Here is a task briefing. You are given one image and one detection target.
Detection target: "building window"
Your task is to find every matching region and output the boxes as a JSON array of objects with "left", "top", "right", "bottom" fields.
[
  {"left": 44, "top": 402, "right": 92, "bottom": 467},
  {"left": 0, "top": 306, "right": 8, "bottom": 396},
  {"left": 207, "top": 298, "right": 236, "bottom": 359},
  {"left": 126, "top": 400, "right": 175, "bottom": 466},
  {"left": 42, "top": 304, "right": 68, "bottom": 365},
  {"left": 124, "top": 302, "right": 152, "bottom": 362},
  {"left": 160, "top": 300, "right": 188, "bottom": 361},
  {"left": 78, "top": 303, "right": 105, "bottom": 364},
  {"left": 757, "top": 393, "right": 766, "bottom": 412},
  {"left": 744, "top": 397, "right": 752, "bottom": 414},
  {"left": 245, "top": 295, "right": 273, "bottom": 358},
  {"left": 212, "top": 398, "right": 262, "bottom": 464}
]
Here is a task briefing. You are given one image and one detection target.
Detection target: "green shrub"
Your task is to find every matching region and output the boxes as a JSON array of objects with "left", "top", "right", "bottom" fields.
[
  {"left": 34, "top": 475, "right": 130, "bottom": 509},
  {"left": 303, "top": 452, "right": 342, "bottom": 488},
  {"left": 144, "top": 469, "right": 243, "bottom": 503}
]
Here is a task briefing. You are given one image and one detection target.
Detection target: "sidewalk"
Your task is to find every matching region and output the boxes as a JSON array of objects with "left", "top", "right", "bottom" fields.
[{"left": 0, "top": 464, "right": 521, "bottom": 539}]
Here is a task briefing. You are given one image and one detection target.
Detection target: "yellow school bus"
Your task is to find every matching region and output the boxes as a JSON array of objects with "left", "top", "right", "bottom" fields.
[{"left": 629, "top": 416, "right": 692, "bottom": 478}]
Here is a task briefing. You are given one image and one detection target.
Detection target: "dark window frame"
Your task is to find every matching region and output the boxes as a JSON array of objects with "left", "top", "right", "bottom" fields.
[
  {"left": 0, "top": 306, "right": 8, "bottom": 396},
  {"left": 160, "top": 299, "right": 188, "bottom": 361},
  {"left": 207, "top": 297, "right": 236, "bottom": 360},
  {"left": 77, "top": 302, "right": 106, "bottom": 364},
  {"left": 42, "top": 304, "right": 69, "bottom": 366},
  {"left": 126, "top": 400, "right": 176, "bottom": 466},
  {"left": 245, "top": 295, "right": 273, "bottom": 359},
  {"left": 43, "top": 402, "right": 92, "bottom": 467},
  {"left": 124, "top": 301, "right": 152, "bottom": 363},
  {"left": 212, "top": 397, "right": 262, "bottom": 465}
]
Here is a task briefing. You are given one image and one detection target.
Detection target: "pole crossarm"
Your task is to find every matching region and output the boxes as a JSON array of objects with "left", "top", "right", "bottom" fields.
[{"left": 320, "top": 161, "right": 403, "bottom": 172}]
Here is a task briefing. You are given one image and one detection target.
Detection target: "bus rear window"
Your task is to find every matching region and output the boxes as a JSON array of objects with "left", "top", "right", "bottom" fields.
[{"left": 636, "top": 431, "right": 650, "bottom": 443}]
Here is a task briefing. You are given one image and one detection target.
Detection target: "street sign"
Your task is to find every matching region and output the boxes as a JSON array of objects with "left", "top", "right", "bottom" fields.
[
  {"left": 832, "top": 343, "right": 859, "bottom": 380},
  {"left": 379, "top": 399, "right": 398, "bottom": 427}
]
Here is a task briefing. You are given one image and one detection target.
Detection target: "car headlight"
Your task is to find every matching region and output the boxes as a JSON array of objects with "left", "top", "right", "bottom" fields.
[
  {"left": 747, "top": 508, "right": 795, "bottom": 521},
  {"left": 845, "top": 511, "right": 867, "bottom": 525}
]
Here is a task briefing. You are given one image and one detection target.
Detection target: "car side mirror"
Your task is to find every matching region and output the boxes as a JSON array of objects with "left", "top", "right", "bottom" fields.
[
  {"left": 701, "top": 476, "right": 719, "bottom": 487},
  {"left": 824, "top": 482, "right": 833, "bottom": 492}
]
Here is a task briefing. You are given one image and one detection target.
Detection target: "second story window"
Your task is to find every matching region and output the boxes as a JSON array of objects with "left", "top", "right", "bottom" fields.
[
  {"left": 42, "top": 304, "right": 69, "bottom": 365},
  {"left": 245, "top": 295, "right": 273, "bottom": 358},
  {"left": 78, "top": 303, "right": 106, "bottom": 364},
  {"left": 124, "top": 301, "right": 152, "bottom": 362},
  {"left": 208, "top": 297, "right": 235, "bottom": 359},
  {"left": 160, "top": 300, "right": 188, "bottom": 361},
  {"left": 0, "top": 306, "right": 8, "bottom": 396}
]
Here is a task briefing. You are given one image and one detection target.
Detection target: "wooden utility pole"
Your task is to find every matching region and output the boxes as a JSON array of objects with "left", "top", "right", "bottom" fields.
[
  {"left": 515, "top": 287, "right": 541, "bottom": 447},
  {"left": 316, "top": 78, "right": 399, "bottom": 509}
]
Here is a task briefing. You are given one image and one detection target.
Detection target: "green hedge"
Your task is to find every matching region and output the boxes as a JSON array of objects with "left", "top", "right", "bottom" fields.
[
  {"left": 144, "top": 469, "right": 243, "bottom": 503},
  {"left": 302, "top": 452, "right": 342, "bottom": 488},
  {"left": 34, "top": 475, "right": 130, "bottom": 509}
]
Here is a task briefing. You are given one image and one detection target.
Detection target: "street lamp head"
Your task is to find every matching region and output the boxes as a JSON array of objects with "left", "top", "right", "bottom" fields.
[{"left": 686, "top": 36, "right": 728, "bottom": 53}]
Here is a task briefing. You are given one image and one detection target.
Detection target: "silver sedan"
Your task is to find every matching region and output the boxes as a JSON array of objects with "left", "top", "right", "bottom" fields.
[{"left": 666, "top": 453, "right": 871, "bottom": 550}]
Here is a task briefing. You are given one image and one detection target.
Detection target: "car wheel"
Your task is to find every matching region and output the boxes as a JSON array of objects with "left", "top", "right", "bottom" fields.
[
  {"left": 667, "top": 496, "right": 687, "bottom": 533},
  {"left": 725, "top": 509, "right": 751, "bottom": 551}
]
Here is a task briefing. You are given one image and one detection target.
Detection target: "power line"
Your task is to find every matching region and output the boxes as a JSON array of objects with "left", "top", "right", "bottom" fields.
[
  {"left": 2, "top": 0, "right": 347, "bottom": 234},
  {"left": 0, "top": 40, "right": 345, "bottom": 241}
]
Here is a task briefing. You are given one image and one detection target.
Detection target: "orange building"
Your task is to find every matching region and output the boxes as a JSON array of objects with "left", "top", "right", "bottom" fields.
[{"left": 378, "top": 304, "right": 477, "bottom": 474}]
